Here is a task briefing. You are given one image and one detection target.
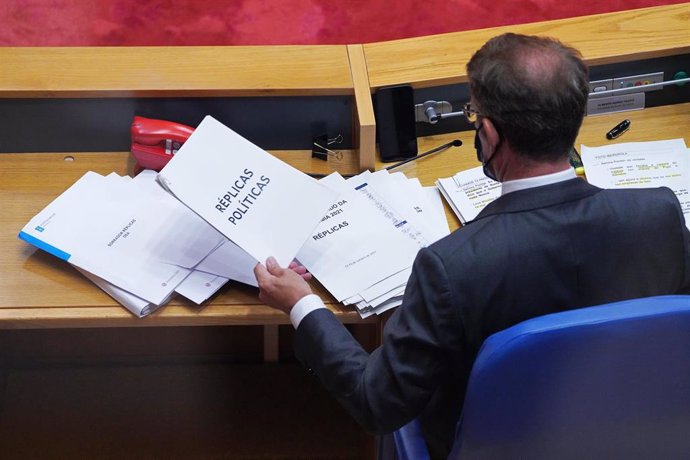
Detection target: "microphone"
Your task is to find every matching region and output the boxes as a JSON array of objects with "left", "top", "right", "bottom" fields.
[{"left": 386, "top": 139, "right": 462, "bottom": 170}]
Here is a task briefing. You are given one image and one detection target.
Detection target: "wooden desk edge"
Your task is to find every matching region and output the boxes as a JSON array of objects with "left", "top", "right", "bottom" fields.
[
  {"left": 0, "top": 45, "right": 355, "bottom": 97},
  {"left": 0, "top": 306, "right": 375, "bottom": 329},
  {"left": 0, "top": 88, "right": 357, "bottom": 98},
  {"left": 391, "top": 46, "right": 690, "bottom": 90}
]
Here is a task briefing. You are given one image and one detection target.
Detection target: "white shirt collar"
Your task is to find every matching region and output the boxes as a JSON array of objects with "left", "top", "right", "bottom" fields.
[{"left": 501, "top": 168, "right": 576, "bottom": 196}]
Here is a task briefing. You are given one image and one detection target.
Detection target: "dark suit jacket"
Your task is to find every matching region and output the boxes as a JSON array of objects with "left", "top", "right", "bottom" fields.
[{"left": 294, "top": 178, "right": 690, "bottom": 458}]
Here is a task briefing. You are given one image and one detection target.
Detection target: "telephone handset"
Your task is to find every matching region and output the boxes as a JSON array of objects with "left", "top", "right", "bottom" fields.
[{"left": 130, "top": 116, "right": 195, "bottom": 171}]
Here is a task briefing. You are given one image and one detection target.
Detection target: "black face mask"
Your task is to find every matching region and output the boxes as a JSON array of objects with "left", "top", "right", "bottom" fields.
[{"left": 474, "top": 123, "right": 498, "bottom": 181}]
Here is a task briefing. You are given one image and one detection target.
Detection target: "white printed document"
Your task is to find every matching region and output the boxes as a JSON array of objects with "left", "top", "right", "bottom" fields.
[
  {"left": 436, "top": 166, "right": 501, "bottom": 224},
  {"left": 296, "top": 173, "right": 419, "bottom": 302},
  {"left": 75, "top": 267, "right": 160, "bottom": 318},
  {"left": 366, "top": 170, "right": 449, "bottom": 244},
  {"left": 294, "top": 170, "right": 451, "bottom": 316},
  {"left": 157, "top": 116, "right": 338, "bottom": 267},
  {"left": 581, "top": 139, "right": 689, "bottom": 228},
  {"left": 19, "top": 171, "right": 224, "bottom": 305},
  {"left": 194, "top": 239, "right": 259, "bottom": 287},
  {"left": 175, "top": 270, "right": 229, "bottom": 304}
]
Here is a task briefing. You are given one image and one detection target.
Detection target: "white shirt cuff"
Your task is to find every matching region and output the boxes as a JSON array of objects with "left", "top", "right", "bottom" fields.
[{"left": 290, "top": 294, "right": 327, "bottom": 329}]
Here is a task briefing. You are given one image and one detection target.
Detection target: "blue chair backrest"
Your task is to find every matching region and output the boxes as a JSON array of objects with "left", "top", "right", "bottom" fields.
[{"left": 450, "top": 295, "right": 690, "bottom": 460}]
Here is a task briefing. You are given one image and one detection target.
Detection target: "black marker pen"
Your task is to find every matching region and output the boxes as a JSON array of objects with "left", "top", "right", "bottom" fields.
[{"left": 606, "top": 119, "right": 631, "bottom": 140}]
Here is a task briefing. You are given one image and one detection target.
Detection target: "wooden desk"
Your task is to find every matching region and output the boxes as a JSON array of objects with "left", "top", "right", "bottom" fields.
[
  {"left": 0, "top": 4, "right": 687, "bottom": 365},
  {"left": 3, "top": 103, "right": 687, "bottom": 327},
  {"left": 0, "top": 151, "right": 368, "bottom": 319},
  {"left": 0, "top": 150, "right": 373, "bottom": 365}
]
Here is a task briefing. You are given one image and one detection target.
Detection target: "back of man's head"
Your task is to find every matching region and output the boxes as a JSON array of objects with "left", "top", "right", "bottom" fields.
[{"left": 467, "top": 33, "right": 589, "bottom": 162}]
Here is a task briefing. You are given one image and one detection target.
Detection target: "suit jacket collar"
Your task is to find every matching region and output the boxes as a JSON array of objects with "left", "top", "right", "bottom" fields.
[{"left": 473, "top": 178, "right": 602, "bottom": 221}]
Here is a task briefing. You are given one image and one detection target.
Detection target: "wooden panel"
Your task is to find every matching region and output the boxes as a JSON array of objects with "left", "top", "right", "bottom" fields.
[
  {"left": 0, "top": 45, "right": 354, "bottom": 97},
  {"left": 0, "top": 362, "right": 368, "bottom": 458},
  {"left": 263, "top": 325, "right": 280, "bottom": 362},
  {"left": 365, "top": 3, "right": 690, "bottom": 89},
  {"left": 347, "top": 44, "right": 377, "bottom": 171}
]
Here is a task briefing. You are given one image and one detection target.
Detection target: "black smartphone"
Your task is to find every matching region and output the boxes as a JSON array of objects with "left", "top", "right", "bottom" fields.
[{"left": 375, "top": 85, "right": 418, "bottom": 162}]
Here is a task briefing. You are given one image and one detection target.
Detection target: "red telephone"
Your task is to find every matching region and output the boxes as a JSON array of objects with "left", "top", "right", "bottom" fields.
[{"left": 130, "top": 116, "right": 195, "bottom": 171}]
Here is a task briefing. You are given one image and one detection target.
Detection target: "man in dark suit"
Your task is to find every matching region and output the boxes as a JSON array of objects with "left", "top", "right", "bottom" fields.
[{"left": 254, "top": 33, "right": 690, "bottom": 458}]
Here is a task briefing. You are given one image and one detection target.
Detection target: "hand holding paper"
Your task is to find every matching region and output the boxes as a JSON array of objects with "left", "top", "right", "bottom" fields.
[
  {"left": 288, "top": 260, "right": 313, "bottom": 281},
  {"left": 254, "top": 257, "right": 313, "bottom": 314}
]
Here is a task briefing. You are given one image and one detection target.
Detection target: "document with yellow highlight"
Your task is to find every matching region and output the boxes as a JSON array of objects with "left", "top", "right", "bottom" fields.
[
  {"left": 581, "top": 139, "right": 689, "bottom": 229},
  {"left": 436, "top": 166, "right": 501, "bottom": 224}
]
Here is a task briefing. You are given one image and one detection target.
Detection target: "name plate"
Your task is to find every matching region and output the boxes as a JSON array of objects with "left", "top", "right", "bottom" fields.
[{"left": 587, "top": 92, "right": 645, "bottom": 116}]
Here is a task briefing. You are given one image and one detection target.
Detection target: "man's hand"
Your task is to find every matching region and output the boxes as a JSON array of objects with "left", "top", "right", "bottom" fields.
[
  {"left": 254, "top": 256, "right": 313, "bottom": 314},
  {"left": 288, "top": 260, "right": 313, "bottom": 281}
]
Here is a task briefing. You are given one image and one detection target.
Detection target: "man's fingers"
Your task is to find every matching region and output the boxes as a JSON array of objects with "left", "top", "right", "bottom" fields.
[
  {"left": 254, "top": 262, "right": 270, "bottom": 284},
  {"left": 265, "top": 256, "right": 284, "bottom": 276},
  {"left": 292, "top": 265, "right": 307, "bottom": 275}
]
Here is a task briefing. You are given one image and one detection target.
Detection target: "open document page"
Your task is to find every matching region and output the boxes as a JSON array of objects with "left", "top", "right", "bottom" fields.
[
  {"left": 19, "top": 171, "right": 224, "bottom": 305},
  {"left": 157, "top": 116, "right": 338, "bottom": 267},
  {"left": 296, "top": 170, "right": 450, "bottom": 317},
  {"left": 436, "top": 166, "right": 501, "bottom": 224},
  {"left": 581, "top": 139, "right": 689, "bottom": 229},
  {"left": 296, "top": 173, "right": 419, "bottom": 302},
  {"left": 194, "top": 239, "right": 259, "bottom": 288}
]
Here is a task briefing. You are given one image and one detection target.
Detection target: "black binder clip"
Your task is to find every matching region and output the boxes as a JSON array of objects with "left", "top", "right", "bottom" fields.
[{"left": 312, "top": 134, "right": 343, "bottom": 161}]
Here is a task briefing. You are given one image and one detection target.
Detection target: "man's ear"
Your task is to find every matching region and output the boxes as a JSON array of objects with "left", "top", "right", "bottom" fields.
[{"left": 481, "top": 118, "right": 501, "bottom": 150}]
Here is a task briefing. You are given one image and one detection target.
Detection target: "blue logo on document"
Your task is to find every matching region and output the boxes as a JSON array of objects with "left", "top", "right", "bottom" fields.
[{"left": 35, "top": 226, "right": 45, "bottom": 232}]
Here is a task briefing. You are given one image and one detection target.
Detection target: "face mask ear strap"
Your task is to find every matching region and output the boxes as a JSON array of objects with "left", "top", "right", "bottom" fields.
[
  {"left": 474, "top": 123, "right": 484, "bottom": 162},
  {"left": 480, "top": 119, "right": 505, "bottom": 161},
  {"left": 474, "top": 121, "right": 501, "bottom": 182}
]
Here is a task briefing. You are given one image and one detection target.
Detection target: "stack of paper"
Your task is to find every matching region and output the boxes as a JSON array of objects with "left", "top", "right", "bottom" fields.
[
  {"left": 581, "top": 139, "right": 690, "bottom": 230},
  {"left": 18, "top": 170, "right": 229, "bottom": 316},
  {"left": 436, "top": 166, "right": 501, "bottom": 224},
  {"left": 19, "top": 115, "right": 453, "bottom": 319},
  {"left": 296, "top": 169, "right": 450, "bottom": 317},
  {"left": 19, "top": 116, "right": 338, "bottom": 317}
]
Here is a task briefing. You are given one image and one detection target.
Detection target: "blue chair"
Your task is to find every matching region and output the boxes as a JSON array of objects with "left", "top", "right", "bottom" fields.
[{"left": 394, "top": 295, "right": 690, "bottom": 459}]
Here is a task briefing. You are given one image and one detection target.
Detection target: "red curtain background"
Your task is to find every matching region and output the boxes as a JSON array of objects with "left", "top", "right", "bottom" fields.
[{"left": 1, "top": 0, "right": 687, "bottom": 46}]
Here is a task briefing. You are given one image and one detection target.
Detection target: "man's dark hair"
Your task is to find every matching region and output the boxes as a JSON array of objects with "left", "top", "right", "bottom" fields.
[{"left": 467, "top": 33, "right": 590, "bottom": 161}]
